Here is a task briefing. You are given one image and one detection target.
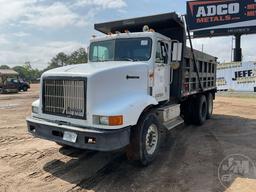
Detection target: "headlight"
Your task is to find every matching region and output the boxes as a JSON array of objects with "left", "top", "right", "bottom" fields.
[
  {"left": 32, "top": 106, "right": 39, "bottom": 114},
  {"left": 98, "top": 115, "right": 123, "bottom": 126},
  {"left": 99, "top": 116, "right": 109, "bottom": 125}
]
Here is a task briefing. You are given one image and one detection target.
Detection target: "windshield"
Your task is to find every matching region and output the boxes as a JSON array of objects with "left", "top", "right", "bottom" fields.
[
  {"left": 7, "top": 78, "right": 18, "bottom": 83},
  {"left": 89, "top": 37, "right": 152, "bottom": 62}
]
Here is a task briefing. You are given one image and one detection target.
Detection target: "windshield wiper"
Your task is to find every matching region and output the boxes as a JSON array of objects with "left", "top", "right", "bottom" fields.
[
  {"left": 95, "top": 59, "right": 112, "bottom": 62},
  {"left": 94, "top": 58, "right": 139, "bottom": 62},
  {"left": 116, "top": 58, "right": 135, "bottom": 62}
]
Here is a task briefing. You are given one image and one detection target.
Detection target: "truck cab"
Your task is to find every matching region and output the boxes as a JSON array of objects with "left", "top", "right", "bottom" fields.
[
  {"left": 89, "top": 31, "right": 173, "bottom": 103},
  {"left": 27, "top": 13, "right": 217, "bottom": 165}
]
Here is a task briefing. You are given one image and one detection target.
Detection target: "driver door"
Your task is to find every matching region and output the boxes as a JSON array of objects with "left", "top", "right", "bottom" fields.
[{"left": 153, "top": 40, "right": 170, "bottom": 102}]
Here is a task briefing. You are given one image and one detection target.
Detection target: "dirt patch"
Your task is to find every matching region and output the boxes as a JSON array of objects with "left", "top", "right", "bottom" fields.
[{"left": 0, "top": 85, "right": 255, "bottom": 192}]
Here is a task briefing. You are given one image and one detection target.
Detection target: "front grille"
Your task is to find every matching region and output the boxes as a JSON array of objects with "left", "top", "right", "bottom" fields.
[{"left": 43, "top": 78, "right": 86, "bottom": 119}]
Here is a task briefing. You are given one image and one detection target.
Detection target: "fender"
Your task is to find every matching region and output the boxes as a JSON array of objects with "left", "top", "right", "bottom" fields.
[{"left": 92, "top": 94, "right": 158, "bottom": 128}]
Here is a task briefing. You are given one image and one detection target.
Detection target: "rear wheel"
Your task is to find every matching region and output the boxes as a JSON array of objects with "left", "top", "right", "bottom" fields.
[
  {"left": 127, "top": 110, "right": 161, "bottom": 166},
  {"left": 193, "top": 94, "right": 207, "bottom": 125},
  {"left": 206, "top": 93, "right": 213, "bottom": 119},
  {"left": 181, "top": 99, "right": 194, "bottom": 125}
]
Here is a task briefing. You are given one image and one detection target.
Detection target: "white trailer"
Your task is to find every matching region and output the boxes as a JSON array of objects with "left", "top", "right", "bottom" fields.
[{"left": 27, "top": 13, "right": 217, "bottom": 165}]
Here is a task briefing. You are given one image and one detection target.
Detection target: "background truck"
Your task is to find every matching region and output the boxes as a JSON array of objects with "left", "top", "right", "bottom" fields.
[
  {"left": 0, "top": 69, "right": 19, "bottom": 94},
  {"left": 17, "top": 78, "right": 30, "bottom": 92},
  {"left": 27, "top": 13, "right": 217, "bottom": 165}
]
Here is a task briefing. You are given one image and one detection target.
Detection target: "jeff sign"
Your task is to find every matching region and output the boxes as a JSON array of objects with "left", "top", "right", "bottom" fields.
[{"left": 186, "top": 0, "right": 256, "bottom": 37}]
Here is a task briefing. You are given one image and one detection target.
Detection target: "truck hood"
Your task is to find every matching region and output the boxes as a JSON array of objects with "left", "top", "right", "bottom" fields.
[{"left": 42, "top": 61, "right": 147, "bottom": 78}]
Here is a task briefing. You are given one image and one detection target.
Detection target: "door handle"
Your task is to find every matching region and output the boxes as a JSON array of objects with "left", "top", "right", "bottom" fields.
[
  {"left": 126, "top": 75, "right": 140, "bottom": 80},
  {"left": 157, "top": 63, "right": 165, "bottom": 67}
]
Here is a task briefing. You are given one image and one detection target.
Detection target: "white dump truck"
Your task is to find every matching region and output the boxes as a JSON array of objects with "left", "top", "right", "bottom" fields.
[{"left": 27, "top": 13, "right": 217, "bottom": 165}]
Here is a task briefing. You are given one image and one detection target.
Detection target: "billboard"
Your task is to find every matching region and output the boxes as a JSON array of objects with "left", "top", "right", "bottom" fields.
[
  {"left": 186, "top": 0, "right": 256, "bottom": 37},
  {"left": 217, "top": 61, "right": 256, "bottom": 92}
]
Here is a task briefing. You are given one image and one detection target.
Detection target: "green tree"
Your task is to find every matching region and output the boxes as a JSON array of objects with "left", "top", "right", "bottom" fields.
[
  {"left": 12, "top": 66, "right": 30, "bottom": 80},
  {"left": 46, "top": 48, "right": 88, "bottom": 71},
  {"left": 47, "top": 52, "right": 68, "bottom": 70},
  {"left": 68, "top": 48, "right": 88, "bottom": 64},
  {"left": 0, "top": 65, "right": 10, "bottom": 69},
  {"left": 13, "top": 64, "right": 42, "bottom": 82}
]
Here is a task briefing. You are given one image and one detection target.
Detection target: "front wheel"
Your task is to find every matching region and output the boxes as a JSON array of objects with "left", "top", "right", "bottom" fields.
[
  {"left": 23, "top": 86, "right": 28, "bottom": 92},
  {"left": 127, "top": 111, "right": 162, "bottom": 166}
]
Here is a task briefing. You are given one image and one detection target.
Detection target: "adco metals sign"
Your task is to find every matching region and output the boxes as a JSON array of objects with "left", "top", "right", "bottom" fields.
[{"left": 186, "top": 0, "right": 256, "bottom": 37}]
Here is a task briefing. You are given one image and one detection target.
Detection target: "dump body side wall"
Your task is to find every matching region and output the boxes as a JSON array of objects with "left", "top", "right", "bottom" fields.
[
  {"left": 182, "top": 47, "right": 217, "bottom": 98},
  {"left": 170, "top": 47, "right": 217, "bottom": 101}
]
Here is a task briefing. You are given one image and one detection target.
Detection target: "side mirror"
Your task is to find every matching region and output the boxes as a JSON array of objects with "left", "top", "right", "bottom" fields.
[
  {"left": 169, "top": 42, "right": 182, "bottom": 70},
  {"left": 172, "top": 42, "right": 182, "bottom": 62}
]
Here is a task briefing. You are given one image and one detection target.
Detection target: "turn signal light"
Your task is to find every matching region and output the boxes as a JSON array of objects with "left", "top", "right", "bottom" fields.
[{"left": 109, "top": 116, "right": 123, "bottom": 126}]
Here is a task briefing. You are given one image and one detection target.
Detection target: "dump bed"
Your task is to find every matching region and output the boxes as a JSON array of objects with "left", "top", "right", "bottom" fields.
[
  {"left": 182, "top": 47, "right": 217, "bottom": 97},
  {"left": 95, "top": 13, "right": 217, "bottom": 100}
]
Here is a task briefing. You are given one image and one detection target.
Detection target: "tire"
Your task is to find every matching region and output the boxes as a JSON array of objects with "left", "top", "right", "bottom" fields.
[
  {"left": 181, "top": 99, "right": 194, "bottom": 125},
  {"left": 23, "top": 86, "right": 28, "bottom": 92},
  {"left": 206, "top": 93, "right": 213, "bottom": 119},
  {"left": 0, "top": 88, "right": 6, "bottom": 94},
  {"left": 127, "top": 110, "right": 162, "bottom": 166},
  {"left": 193, "top": 94, "right": 207, "bottom": 125}
]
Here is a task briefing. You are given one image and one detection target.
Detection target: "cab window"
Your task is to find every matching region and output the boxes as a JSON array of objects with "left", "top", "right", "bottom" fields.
[
  {"left": 155, "top": 41, "right": 168, "bottom": 64},
  {"left": 90, "top": 40, "right": 114, "bottom": 62}
]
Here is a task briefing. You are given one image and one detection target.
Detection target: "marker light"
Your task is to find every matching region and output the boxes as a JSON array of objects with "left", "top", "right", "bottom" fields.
[{"left": 143, "top": 25, "right": 150, "bottom": 32}]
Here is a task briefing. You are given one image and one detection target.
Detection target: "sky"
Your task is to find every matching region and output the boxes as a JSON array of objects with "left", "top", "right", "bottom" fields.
[{"left": 0, "top": 0, "right": 256, "bottom": 69}]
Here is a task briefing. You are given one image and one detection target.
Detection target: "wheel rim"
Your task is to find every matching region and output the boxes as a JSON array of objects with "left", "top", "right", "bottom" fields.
[{"left": 145, "top": 124, "right": 158, "bottom": 155}]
